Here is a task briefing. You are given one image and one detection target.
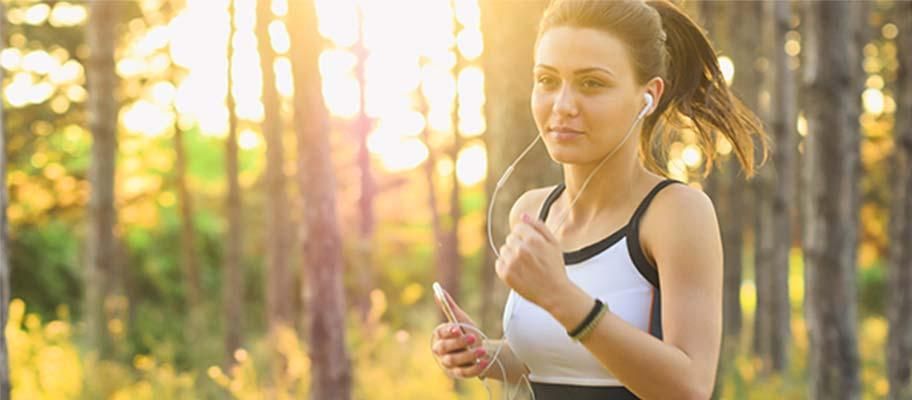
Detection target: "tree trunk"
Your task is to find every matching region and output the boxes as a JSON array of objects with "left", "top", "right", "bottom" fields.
[
  {"left": 288, "top": 1, "right": 353, "bottom": 399},
  {"left": 765, "top": 0, "right": 797, "bottom": 373},
  {"left": 478, "top": 0, "right": 561, "bottom": 334},
  {"left": 702, "top": 0, "right": 747, "bottom": 347},
  {"left": 86, "top": 0, "right": 119, "bottom": 359},
  {"left": 352, "top": 5, "right": 375, "bottom": 322},
  {"left": 801, "top": 2, "right": 862, "bottom": 398},
  {"left": 223, "top": 0, "right": 243, "bottom": 367},
  {"left": 888, "top": 3, "right": 912, "bottom": 399},
  {"left": 165, "top": 0, "right": 202, "bottom": 358},
  {"left": 0, "top": 3, "right": 11, "bottom": 397},
  {"left": 256, "top": 0, "right": 292, "bottom": 332},
  {"left": 256, "top": 0, "right": 292, "bottom": 388},
  {"left": 444, "top": 0, "right": 466, "bottom": 308}
]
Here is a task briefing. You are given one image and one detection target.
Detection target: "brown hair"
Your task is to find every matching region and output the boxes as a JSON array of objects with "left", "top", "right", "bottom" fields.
[{"left": 536, "top": 0, "right": 768, "bottom": 177}]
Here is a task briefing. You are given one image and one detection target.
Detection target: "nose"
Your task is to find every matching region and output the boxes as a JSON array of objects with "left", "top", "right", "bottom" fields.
[{"left": 552, "top": 84, "right": 579, "bottom": 117}]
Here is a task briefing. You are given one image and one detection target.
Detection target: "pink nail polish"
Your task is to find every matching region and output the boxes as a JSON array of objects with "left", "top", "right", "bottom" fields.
[
  {"left": 466, "top": 335, "right": 476, "bottom": 344},
  {"left": 480, "top": 360, "right": 489, "bottom": 368},
  {"left": 475, "top": 348, "right": 486, "bottom": 357}
]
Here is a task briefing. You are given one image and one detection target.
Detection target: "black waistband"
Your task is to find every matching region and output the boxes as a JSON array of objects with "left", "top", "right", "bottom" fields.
[{"left": 531, "top": 382, "right": 640, "bottom": 399}]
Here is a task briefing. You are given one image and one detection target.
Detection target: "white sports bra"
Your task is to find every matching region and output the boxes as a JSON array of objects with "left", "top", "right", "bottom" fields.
[{"left": 503, "top": 179, "right": 679, "bottom": 386}]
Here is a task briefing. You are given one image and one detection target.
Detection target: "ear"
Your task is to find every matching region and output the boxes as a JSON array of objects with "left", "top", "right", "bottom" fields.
[{"left": 644, "top": 77, "right": 665, "bottom": 116}]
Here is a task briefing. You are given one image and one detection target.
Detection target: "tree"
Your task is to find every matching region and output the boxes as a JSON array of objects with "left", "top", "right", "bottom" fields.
[
  {"left": 351, "top": 4, "right": 376, "bottom": 321},
  {"left": 164, "top": 0, "right": 203, "bottom": 358},
  {"left": 478, "top": 0, "right": 561, "bottom": 333},
  {"left": 699, "top": 0, "right": 745, "bottom": 342},
  {"left": 754, "top": 0, "right": 795, "bottom": 373},
  {"left": 887, "top": 3, "right": 912, "bottom": 398},
  {"left": 801, "top": 1, "right": 862, "bottom": 398},
  {"left": 223, "top": 0, "right": 244, "bottom": 366},
  {"left": 256, "top": 0, "right": 292, "bottom": 332},
  {"left": 255, "top": 0, "right": 293, "bottom": 386},
  {"left": 85, "top": 0, "right": 120, "bottom": 359},
  {"left": 288, "top": 0, "right": 352, "bottom": 398},
  {"left": 0, "top": 2, "right": 11, "bottom": 396}
]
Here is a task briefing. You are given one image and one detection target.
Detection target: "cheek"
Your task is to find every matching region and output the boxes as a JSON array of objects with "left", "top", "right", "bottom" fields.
[{"left": 530, "top": 94, "right": 551, "bottom": 127}]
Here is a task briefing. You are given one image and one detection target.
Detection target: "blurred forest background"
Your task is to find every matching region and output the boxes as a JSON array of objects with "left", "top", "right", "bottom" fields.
[{"left": 0, "top": 0, "right": 910, "bottom": 399}]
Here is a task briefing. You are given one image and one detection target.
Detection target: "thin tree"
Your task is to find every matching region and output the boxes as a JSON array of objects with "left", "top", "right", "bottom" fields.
[
  {"left": 352, "top": 4, "right": 375, "bottom": 321},
  {"left": 223, "top": 0, "right": 244, "bottom": 367},
  {"left": 0, "top": 2, "right": 11, "bottom": 396},
  {"left": 163, "top": 0, "right": 203, "bottom": 357},
  {"left": 887, "top": 2, "right": 912, "bottom": 399},
  {"left": 754, "top": 0, "right": 795, "bottom": 373},
  {"left": 85, "top": 0, "right": 120, "bottom": 359},
  {"left": 801, "top": 1, "right": 862, "bottom": 398},
  {"left": 288, "top": 0, "right": 352, "bottom": 398},
  {"left": 255, "top": 0, "right": 293, "bottom": 388},
  {"left": 256, "top": 0, "right": 292, "bottom": 332}
]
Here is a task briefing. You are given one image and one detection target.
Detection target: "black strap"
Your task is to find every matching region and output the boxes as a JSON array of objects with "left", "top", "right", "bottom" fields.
[
  {"left": 538, "top": 183, "right": 566, "bottom": 222},
  {"left": 627, "top": 179, "right": 683, "bottom": 289}
]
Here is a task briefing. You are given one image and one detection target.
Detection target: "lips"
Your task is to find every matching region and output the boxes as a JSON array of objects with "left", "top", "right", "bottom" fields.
[
  {"left": 550, "top": 126, "right": 584, "bottom": 134},
  {"left": 549, "top": 126, "right": 585, "bottom": 141}
]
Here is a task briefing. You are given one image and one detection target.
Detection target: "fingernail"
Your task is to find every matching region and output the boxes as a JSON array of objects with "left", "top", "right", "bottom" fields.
[
  {"left": 480, "top": 359, "right": 489, "bottom": 368},
  {"left": 451, "top": 327, "right": 459, "bottom": 335},
  {"left": 474, "top": 348, "right": 486, "bottom": 357},
  {"left": 466, "top": 335, "right": 476, "bottom": 344}
]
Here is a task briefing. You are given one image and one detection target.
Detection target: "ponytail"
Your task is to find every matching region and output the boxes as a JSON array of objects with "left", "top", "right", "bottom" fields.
[{"left": 645, "top": 0, "right": 768, "bottom": 177}]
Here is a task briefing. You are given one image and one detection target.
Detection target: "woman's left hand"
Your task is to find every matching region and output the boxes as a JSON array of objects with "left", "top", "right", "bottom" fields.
[{"left": 495, "top": 212, "right": 572, "bottom": 308}]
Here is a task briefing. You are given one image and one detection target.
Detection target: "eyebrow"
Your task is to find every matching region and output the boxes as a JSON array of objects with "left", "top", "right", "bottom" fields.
[{"left": 534, "top": 64, "right": 615, "bottom": 78}]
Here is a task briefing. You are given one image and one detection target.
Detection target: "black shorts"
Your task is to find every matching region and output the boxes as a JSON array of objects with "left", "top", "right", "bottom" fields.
[{"left": 531, "top": 381, "right": 640, "bottom": 399}]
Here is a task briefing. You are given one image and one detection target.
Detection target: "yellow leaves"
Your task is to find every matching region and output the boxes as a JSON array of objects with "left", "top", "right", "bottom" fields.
[
  {"left": 367, "top": 289, "right": 388, "bottom": 325},
  {"left": 7, "top": 298, "right": 84, "bottom": 400},
  {"left": 400, "top": 283, "right": 424, "bottom": 306}
]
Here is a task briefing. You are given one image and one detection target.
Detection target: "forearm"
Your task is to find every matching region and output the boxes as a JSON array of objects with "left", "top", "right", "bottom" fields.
[
  {"left": 479, "top": 339, "right": 529, "bottom": 384},
  {"left": 544, "top": 286, "right": 712, "bottom": 400}
]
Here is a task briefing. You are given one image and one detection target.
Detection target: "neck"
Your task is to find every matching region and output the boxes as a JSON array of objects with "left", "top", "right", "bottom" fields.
[{"left": 555, "top": 144, "right": 648, "bottom": 230}]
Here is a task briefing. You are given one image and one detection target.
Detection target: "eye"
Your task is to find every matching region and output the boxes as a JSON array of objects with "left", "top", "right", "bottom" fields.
[
  {"left": 536, "top": 76, "right": 557, "bottom": 87},
  {"left": 581, "top": 79, "right": 604, "bottom": 89}
]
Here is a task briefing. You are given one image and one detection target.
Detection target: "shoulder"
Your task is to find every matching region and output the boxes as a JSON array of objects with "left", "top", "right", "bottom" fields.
[
  {"left": 508, "top": 185, "right": 560, "bottom": 230},
  {"left": 640, "top": 182, "right": 721, "bottom": 265}
]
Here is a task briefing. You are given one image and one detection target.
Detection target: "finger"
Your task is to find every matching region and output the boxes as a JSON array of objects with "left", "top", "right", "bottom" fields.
[
  {"left": 435, "top": 334, "right": 478, "bottom": 355},
  {"left": 451, "top": 357, "right": 491, "bottom": 378},
  {"left": 435, "top": 323, "right": 462, "bottom": 340},
  {"left": 442, "top": 347, "right": 486, "bottom": 368},
  {"left": 521, "top": 212, "right": 557, "bottom": 243}
]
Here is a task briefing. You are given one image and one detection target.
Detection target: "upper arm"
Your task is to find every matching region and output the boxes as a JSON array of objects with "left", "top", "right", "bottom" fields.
[{"left": 641, "top": 185, "right": 723, "bottom": 387}]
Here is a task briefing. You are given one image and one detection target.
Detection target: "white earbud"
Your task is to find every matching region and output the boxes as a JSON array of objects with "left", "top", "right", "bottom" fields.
[{"left": 637, "top": 93, "right": 654, "bottom": 120}]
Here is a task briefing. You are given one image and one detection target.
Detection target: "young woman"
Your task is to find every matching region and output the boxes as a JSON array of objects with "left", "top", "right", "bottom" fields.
[{"left": 431, "top": 0, "right": 766, "bottom": 398}]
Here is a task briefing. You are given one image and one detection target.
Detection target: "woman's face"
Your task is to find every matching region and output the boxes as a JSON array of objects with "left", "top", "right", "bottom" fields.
[{"left": 532, "top": 27, "right": 649, "bottom": 165}]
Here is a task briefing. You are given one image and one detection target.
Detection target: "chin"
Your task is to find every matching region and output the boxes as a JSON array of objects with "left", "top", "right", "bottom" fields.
[{"left": 543, "top": 143, "right": 591, "bottom": 165}]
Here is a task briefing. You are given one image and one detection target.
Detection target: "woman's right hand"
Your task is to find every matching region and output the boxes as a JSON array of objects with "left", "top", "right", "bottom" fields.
[{"left": 431, "top": 290, "right": 491, "bottom": 379}]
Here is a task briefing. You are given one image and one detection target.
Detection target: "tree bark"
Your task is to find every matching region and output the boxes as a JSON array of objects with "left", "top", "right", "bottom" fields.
[
  {"left": 801, "top": 2, "right": 862, "bottom": 398},
  {"left": 769, "top": 0, "right": 797, "bottom": 373},
  {"left": 444, "top": 0, "right": 466, "bottom": 309},
  {"left": 164, "top": 0, "right": 203, "bottom": 357},
  {"left": 288, "top": 0, "right": 353, "bottom": 399},
  {"left": 888, "top": 3, "right": 912, "bottom": 399},
  {"left": 0, "top": 3, "right": 11, "bottom": 397},
  {"left": 753, "top": 0, "right": 796, "bottom": 373},
  {"left": 352, "top": 5, "right": 375, "bottom": 321},
  {"left": 255, "top": 0, "right": 293, "bottom": 388},
  {"left": 86, "top": 0, "right": 119, "bottom": 359},
  {"left": 478, "top": 0, "right": 561, "bottom": 334},
  {"left": 223, "top": 0, "right": 244, "bottom": 367},
  {"left": 256, "top": 0, "right": 292, "bottom": 332}
]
